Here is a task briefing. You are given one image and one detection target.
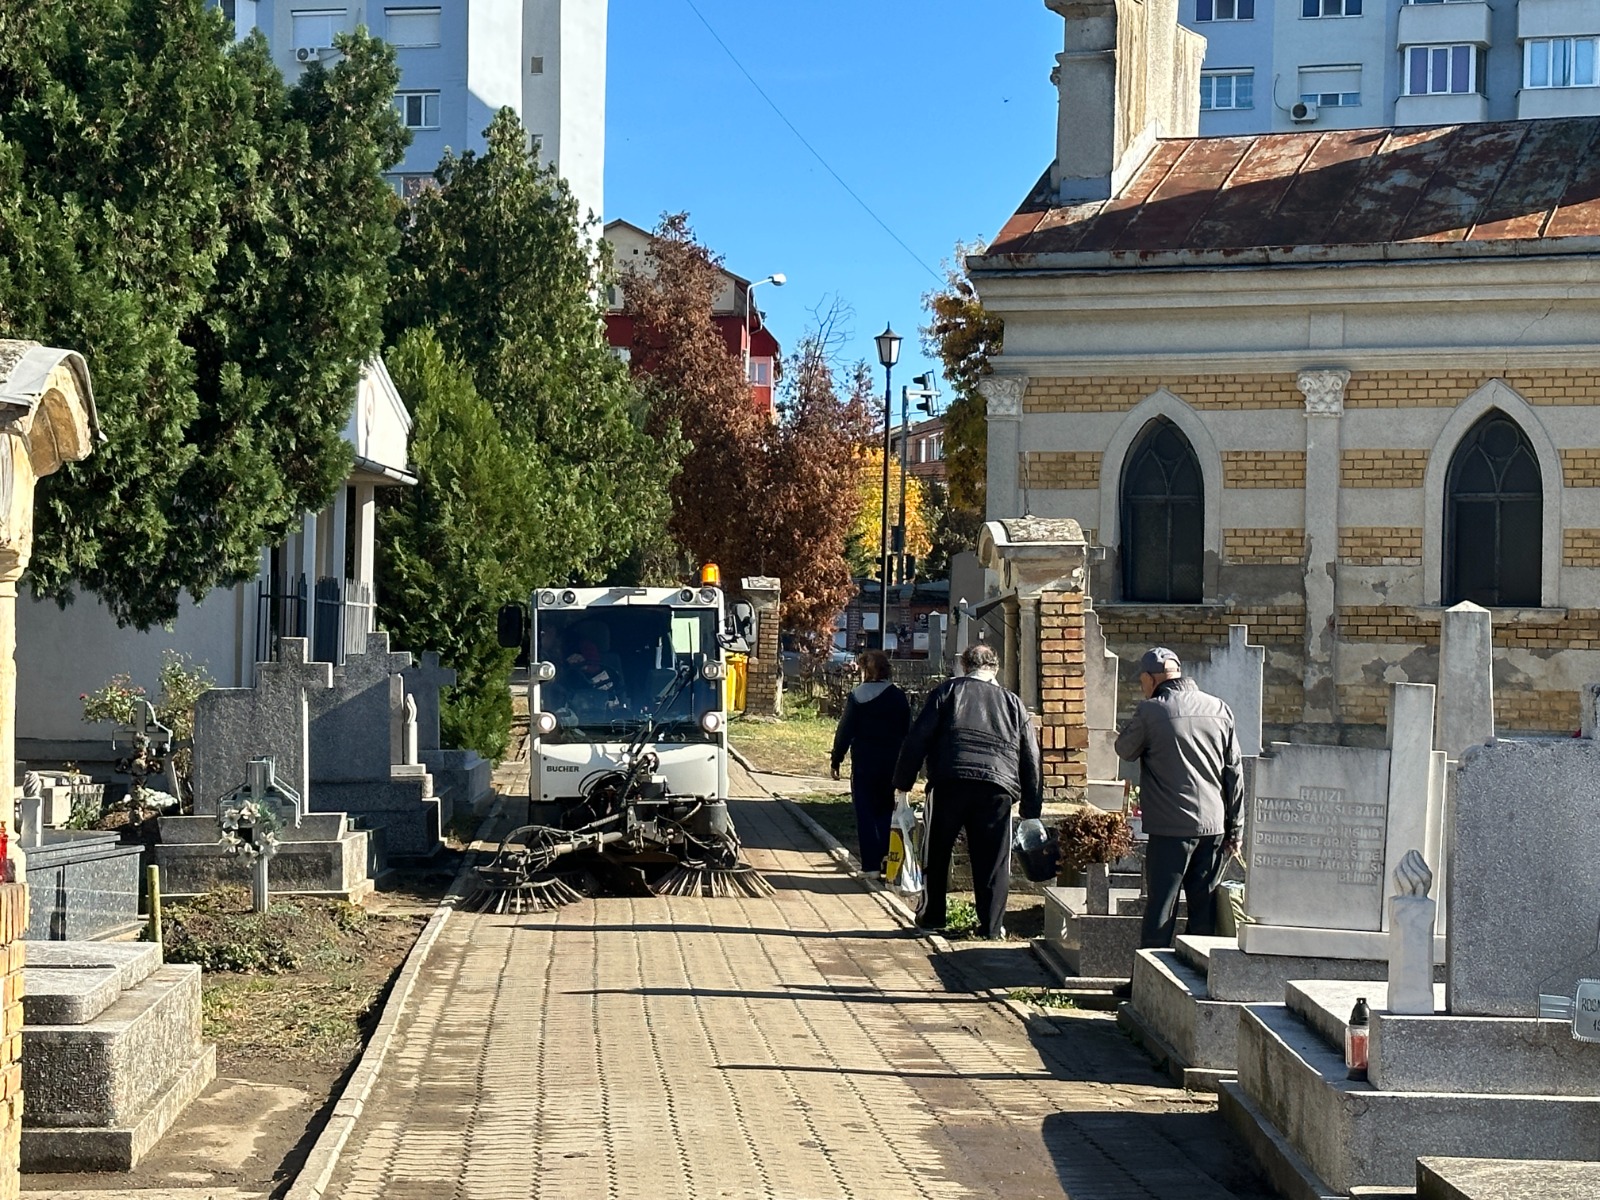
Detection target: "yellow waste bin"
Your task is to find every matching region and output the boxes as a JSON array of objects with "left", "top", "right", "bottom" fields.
[{"left": 726, "top": 654, "right": 748, "bottom": 713}]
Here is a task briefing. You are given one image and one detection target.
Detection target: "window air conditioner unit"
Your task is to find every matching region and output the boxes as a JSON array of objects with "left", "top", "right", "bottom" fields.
[
  {"left": 1290, "top": 100, "right": 1319, "bottom": 123},
  {"left": 295, "top": 46, "right": 323, "bottom": 63}
]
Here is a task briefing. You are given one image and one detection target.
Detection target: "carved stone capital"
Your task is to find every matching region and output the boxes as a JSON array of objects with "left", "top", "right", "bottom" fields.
[
  {"left": 979, "top": 376, "right": 1027, "bottom": 419},
  {"left": 1297, "top": 368, "right": 1350, "bottom": 416}
]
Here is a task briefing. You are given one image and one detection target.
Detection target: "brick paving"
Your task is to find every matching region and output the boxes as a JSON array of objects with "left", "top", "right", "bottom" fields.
[{"left": 323, "top": 799, "right": 1275, "bottom": 1200}]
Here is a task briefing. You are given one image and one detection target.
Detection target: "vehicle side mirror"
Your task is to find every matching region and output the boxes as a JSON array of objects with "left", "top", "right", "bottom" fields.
[
  {"left": 497, "top": 603, "right": 526, "bottom": 650},
  {"left": 730, "top": 600, "right": 757, "bottom": 645}
]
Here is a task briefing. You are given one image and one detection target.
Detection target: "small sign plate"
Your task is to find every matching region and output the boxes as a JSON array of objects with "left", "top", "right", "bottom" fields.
[{"left": 1572, "top": 980, "right": 1600, "bottom": 1042}]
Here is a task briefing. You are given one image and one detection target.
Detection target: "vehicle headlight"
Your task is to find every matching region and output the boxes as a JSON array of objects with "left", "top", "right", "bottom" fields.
[
  {"left": 679, "top": 588, "right": 695, "bottom": 603},
  {"left": 699, "top": 711, "right": 725, "bottom": 733},
  {"left": 538, "top": 590, "right": 556, "bottom": 607},
  {"left": 697, "top": 587, "right": 717, "bottom": 604},
  {"left": 700, "top": 662, "right": 727, "bottom": 681},
  {"left": 560, "top": 590, "right": 577, "bottom": 606},
  {"left": 534, "top": 711, "right": 558, "bottom": 736}
]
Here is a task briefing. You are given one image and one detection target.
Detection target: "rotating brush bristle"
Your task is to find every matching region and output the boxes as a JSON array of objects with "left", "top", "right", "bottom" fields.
[
  {"left": 464, "top": 870, "right": 585, "bottom": 914},
  {"left": 653, "top": 860, "right": 775, "bottom": 899}
]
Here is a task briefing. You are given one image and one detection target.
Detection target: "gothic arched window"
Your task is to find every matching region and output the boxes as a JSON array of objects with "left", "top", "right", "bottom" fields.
[
  {"left": 1121, "top": 418, "right": 1204, "bottom": 603},
  {"left": 1444, "top": 411, "right": 1542, "bottom": 608}
]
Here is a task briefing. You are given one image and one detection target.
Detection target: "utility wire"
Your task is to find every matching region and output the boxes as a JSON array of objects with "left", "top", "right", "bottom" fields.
[{"left": 679, "top": 0, "right": 945, "bottom": 286}]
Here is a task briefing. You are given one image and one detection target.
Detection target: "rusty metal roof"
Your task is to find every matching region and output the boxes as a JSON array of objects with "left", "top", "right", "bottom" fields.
[{"left": 984, "top": 119, "right": 1600, "bottom": 269}]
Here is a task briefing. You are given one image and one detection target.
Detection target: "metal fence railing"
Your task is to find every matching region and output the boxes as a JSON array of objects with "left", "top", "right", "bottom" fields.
[{"left": 783, "top": 659, "right": 949, "bottom": 720}]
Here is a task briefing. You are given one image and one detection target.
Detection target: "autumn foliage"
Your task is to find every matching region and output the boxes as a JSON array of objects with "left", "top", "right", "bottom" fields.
[
  {"left": 624, "top": 216, "right": 872, "bottom": 639},
  {"left": 923, "top": 245, "right": 1004, "bottom": 515}
]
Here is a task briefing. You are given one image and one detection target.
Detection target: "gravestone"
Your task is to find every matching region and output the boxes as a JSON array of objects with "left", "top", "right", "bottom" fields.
[
  {"left": 309, "top": 631, "right": 411, "bottom": 784},
  {"left": 1447, "top": 736, "right": 1600, "bottom": 1017},
  {"left": 1083, "top": 607, "right": 1120, "bottom": 783},
  {"left": 1189, "top": 625, "right": 1265, "bottom": 758},
  {"left": 402, "top": 650, "right": 455, "bottom": 757},
  {"left": 191, "top": 638, "right": 331, "bottom": 814},
  {"left": 1239, "top": 683, "right": 1447, "bottom": 959},
  {"left": 1436, "top": 601, "right": 1493, "bottom": 759}
]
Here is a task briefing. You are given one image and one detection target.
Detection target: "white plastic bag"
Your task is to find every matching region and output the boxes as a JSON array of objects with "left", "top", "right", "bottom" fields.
[{"left": 886, "top": 791, "right": 924, "bottom": 896}]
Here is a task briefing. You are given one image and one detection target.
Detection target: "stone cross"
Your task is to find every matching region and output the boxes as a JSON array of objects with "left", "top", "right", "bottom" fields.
[
  {"left": 1383, "top": 682, "right": 1446, "bottom": 928},
  {"left": 309, "top": 631, "right": 413, "bottom": 784},
  {"left": 402, "top": 650, "right": 456, "bottom": 757},
  {"left": 17, "top": 772, "right": 40, "bottom": 850},
  {"left": 192, "top": 637, "right": 332, "bottom": 815}
]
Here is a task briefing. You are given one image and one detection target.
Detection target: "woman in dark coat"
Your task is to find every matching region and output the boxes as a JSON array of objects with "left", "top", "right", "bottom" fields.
[{"left": 830, "top": 650, "right": 912, "bottom": 878}]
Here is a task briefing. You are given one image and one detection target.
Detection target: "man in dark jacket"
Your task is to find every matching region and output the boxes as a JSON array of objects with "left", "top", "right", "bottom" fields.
[
  {"left": 1115, "top": 647, "right": 1243, "bottom": 960},
  {"left": 893, "top": 643, "right": 1042, "bottom": 940}
]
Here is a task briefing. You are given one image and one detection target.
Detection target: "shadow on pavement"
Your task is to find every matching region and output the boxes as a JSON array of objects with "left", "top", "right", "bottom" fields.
[
  {"left": 564, "top": 985, "right": 990, "bottom": 1006},
  {"left": 1042, "top": 1109, "right": 1281, "bottom": 1200},
  {"left": 517, "top": 922, "right": 915, "bottom": 940}
]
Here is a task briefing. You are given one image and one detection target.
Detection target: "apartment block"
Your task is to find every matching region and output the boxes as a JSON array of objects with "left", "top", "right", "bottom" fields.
[
  {"left": 1181, "top": 0, "right": 1600, "bottom": 133},
  {"left": 228, "top": 0, "right": 606, "bottom": 221}
]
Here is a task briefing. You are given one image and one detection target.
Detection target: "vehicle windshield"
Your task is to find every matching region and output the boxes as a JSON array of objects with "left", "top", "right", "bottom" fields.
[{"left": 533, "top": 605, "right": 722, "bottom": 743}]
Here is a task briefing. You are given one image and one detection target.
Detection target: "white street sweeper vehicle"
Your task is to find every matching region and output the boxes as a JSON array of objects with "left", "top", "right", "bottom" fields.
[{"left": 470, "top": 568, "right": 772, "bottom": 911}]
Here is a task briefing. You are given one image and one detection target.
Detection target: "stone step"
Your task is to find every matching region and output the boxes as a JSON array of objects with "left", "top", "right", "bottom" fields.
[
  {"left": 24, "top": 963, "right": 204, "bottom": 1130},
  {"left": 1417, "top": 1156, "right": 1600, "bottom": 1200},
  {"left": 26, "top": 940, "right": 162, "bottom": 999}
]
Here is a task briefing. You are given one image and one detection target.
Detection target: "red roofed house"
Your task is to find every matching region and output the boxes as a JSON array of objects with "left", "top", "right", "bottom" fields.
[
  {"left": 970, "top": 0, "right": 1600, "bottom": 742},
  {"left": 603, "top": 220, "right": 782, "bottom": 414}
]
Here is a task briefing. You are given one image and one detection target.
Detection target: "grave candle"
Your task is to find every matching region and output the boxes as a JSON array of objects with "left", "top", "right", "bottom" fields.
[{"left": 1345, "top": 996, "right": 1370, "bottom": 1081}]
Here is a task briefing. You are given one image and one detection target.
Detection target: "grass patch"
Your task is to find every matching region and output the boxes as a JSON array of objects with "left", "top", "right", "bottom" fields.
[
  {"left": 944, "top": 898, "right": 979, "bottom": 938},
  {"left": 1009, "top": 987, "right": 1078, "bottom": 1010},
  {"left": 730, "top": 709, "right": 838, "bottom": 777},
  {"left": 787, "top": 790, "right": 859, "bottom": 856},
  {"left": 164, "top": 886, "right": 424, "bottom": 1066}
]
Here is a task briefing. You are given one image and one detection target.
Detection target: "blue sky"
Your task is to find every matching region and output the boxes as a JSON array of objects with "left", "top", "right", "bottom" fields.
[{"left": 606, "top": 0, "right": 1061, "bottom": 418}]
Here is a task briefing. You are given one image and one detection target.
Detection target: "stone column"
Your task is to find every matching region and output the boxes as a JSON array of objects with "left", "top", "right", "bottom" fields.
[
  {"left": 979, "top": 519, "right": 1091, "bottom": 803},
  {"left": 1297, "top": 369, "right": 1349, "bottom": 731},
  {"left": 740, "top": 577, "right": 782, "bottom": 718},
  {"left": 979, "top": 377, "right": 1026, "bottom": 521},
  {"left": 1437, "top": 601, "right": 1494, "bottom": 758},
  {"left": 0, "top": 342, "right": 100, "bottom": 1198}
]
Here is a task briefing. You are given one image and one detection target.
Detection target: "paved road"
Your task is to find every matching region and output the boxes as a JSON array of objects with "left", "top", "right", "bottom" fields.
[{"left": 324, "top": 800, "right": 1275, "bottom": 1200}]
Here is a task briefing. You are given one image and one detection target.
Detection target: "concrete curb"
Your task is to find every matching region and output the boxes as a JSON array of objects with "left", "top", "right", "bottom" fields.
[
  {"left": 283, "top": 796, "right": 506, "bottom": 1200},
  {"left": 726, "top": 743, "right": 759, "bottom": 774},
  {"left": 773, "top": 796, "right": 924, "bottom": 931}
]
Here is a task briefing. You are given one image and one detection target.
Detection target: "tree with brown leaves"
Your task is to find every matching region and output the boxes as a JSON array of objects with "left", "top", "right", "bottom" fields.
[{"left": 623, "top": 216, "right": 871, "bottom": 639}]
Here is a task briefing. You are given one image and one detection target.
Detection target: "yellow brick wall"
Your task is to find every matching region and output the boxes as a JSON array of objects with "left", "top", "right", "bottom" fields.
[
  {"left": 1224, "top": 528, "right": 1305, "bottom": 564},
  {"left": 0, "top": 883, "right": 24, "bottom": 1200},
  {"left": 1340, "top": 450, "right": 1429, "bottom": 488},
  {"left": 1563, "top": 529, "right": 1600, "bottom": 566},
  {"left": 1023, "top": 373, "right": 1303, "bottom": 413},
  {"left": 1022, "top": 368, "right": 1600, "bottom": 414},
  {"left": 1021, "top": 451, "right": 1101, "bottom": 490},
  {"left": 1222, "top": 450, "right": 1306, "bottom": 489},
  {"left": 1338, "top": 606, "right": 1600, "bottom": 651},
  {"left": 1338, "top": 527, "right": 1423, "bottom": 566},
  {"left": 1561, "top": 450, "right": 1600, "bottom": 487},
  {"left": 1038, "top": 592, "right": 1089, "bottom": 800}
]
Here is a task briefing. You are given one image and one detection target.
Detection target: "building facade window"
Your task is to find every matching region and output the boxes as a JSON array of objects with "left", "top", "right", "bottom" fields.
[
  {"left": 1302, "top": 0, "right": 1361, "bottom": 17},
  {"left": 1405, "top": 44, "right": 1477, "bottom": 94},
  {"left": 1444, "top": 411, "right": 1542, "bottom": 608},
  {"left": 1120, "top": 418, "right": 1204, "bottom": 604},
  {"left": 1299, "top": 65, "right": 1362, "bottom": 106},
  {"left": 384, "top": 7, "right": 441, "bottom": 47},
  {"left": 292, "top": 8, "right": 345, "bottom": 51},
  {"left": 1525, "top": 38, "right": 1598, "bottom": 89},
  {"left": 1201, "top": 70, "right": 1254, "bottom": 110},
  {"left": 747, "top": 360, "right": 771, "bottom": 387},
  {"left": 1196, "top": 0, "right": 1253, "bottom": 21},
  {"left": 395, "top": 91, "right": 440, "bottom": 129}
]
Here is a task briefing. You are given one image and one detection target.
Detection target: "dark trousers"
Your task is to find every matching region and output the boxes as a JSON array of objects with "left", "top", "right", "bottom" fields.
[
  {"left": 851, "top": 776, "right": 894, "bottom": 875},
  {"left": 922, "top": 780, "right": 1012, "bottom": 939},
  {"left": 1140, "top": 833, "right": 1226, "bottom": 949}
]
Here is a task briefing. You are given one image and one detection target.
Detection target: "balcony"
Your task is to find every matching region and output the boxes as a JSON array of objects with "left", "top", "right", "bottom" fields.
[
  {"left": 1520, "top": 0, "right": 1600, "bottom": 41},
  {"left": 1519, "top": 85, "right": 1600, "bottom": 118},
  {"left": 1397, "top": 0, "right": 1492, "bottom": 49},
  {"left": 1394, "top": 91, "right": 1489, "bottom": 125}
]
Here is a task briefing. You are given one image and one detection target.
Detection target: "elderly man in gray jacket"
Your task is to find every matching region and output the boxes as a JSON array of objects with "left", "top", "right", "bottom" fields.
[{"left": 1115, "top": 647, "right": 1243, "bottom": 969}]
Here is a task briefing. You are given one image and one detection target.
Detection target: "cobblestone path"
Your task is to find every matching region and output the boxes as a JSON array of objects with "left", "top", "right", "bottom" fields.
[{"left": 324, "top": 799, "right": 1275, "bottom": 1200}]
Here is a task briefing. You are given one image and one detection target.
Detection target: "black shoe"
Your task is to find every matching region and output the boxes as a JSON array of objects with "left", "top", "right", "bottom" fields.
[
  {"left": 915, "top": 914, "right": 946, "bottom": 932},
  {"left": 1111, "top": 981, "right": 1133, "bottom": 1000}
]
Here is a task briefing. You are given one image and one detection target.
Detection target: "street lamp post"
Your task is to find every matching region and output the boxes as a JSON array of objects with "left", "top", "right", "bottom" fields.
[
  {"left": 743, "top": 273, "right": 787, "bottom": 387},
  {"left": 896, "top": 373, "right": 940, "bottom": 585},
  {"left": 874, "top": 324, "right": 901, "bottom": 653}
]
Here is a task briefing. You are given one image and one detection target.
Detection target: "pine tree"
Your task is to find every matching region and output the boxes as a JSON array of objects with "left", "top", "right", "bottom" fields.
[{"left": 0, "top": 4, "right": 406, "bottom": 627}]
